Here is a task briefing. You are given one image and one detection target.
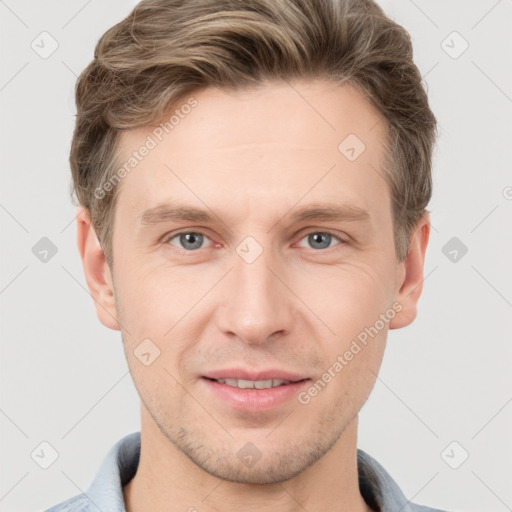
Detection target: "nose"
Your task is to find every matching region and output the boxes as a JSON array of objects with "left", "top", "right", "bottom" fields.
[{"left": 216, "top": 245, "right": 295, "bottom": 346}]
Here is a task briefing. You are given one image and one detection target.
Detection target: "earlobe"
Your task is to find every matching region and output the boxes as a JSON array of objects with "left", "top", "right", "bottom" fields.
[
  {"left": 76, "top": 207, "right": 120, "bottom": 331},
  {"left": 389, "top": 214, "right": 430, "bottom": 330}
]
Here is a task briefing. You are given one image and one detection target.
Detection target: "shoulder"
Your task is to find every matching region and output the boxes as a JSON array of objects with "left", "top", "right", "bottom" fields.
[
  {"left": 41, "top": 432, "right": 140, "bottom": 512},
  {"left": 42, "top": 494, "right": 93, "bottom": 512},
  {"left": 357, "top": 449, "right": 454, "bottom": 512},
  {"left": 409, "top": 504, "right": 453, "bottom": 512}
]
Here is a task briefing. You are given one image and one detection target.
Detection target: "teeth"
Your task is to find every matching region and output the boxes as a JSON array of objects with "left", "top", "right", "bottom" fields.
[{"left": 216, "top": 378, "right": 291, "bottom": 389}]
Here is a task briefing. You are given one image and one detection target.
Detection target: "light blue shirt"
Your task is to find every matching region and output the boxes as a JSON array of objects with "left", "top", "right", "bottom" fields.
[{"left": 44, "top": 432, "right": 450, "bottom": 512}]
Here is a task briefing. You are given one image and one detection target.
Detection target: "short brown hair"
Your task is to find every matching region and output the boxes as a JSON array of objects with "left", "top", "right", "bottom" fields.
[{"left": 70, "top": 0, "right": 437, "bottom": 267}]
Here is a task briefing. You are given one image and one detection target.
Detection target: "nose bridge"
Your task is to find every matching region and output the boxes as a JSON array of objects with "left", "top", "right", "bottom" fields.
[{"left": 218, "top": 238, "right": 292, "bottom": 344}]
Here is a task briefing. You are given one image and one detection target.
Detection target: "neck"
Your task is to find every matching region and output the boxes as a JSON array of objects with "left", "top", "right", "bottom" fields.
[{"left": 123, "top": 406, "right": 372, "bottom": 512}]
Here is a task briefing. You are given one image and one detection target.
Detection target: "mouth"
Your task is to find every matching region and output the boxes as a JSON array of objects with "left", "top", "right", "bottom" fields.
[
  {"left": 200, "top": 374, "right": 311, "bottom": 412},
  {"left": 202, "top": 376, "right": 308, "bottom": 389}
]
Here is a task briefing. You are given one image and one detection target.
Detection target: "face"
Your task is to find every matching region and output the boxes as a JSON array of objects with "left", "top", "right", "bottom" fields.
[{"left": 82, "top": 80, "right": 427, "bottom": 484}]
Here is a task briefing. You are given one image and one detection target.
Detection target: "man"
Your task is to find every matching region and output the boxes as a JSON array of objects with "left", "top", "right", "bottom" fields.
[{"left": 46, "top": 0, "right": 450, "bottom": 510}]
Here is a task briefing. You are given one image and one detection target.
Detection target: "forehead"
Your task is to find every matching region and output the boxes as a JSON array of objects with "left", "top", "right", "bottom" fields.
[{"left": 114, "top": 80, "right": 388, "bottom": 224}]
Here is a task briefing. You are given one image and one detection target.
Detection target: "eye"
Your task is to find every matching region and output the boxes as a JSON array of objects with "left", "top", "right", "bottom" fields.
[
  {"left": 167, "top": 231, "right": 212, "bottom": 251},
  {"left": 296, "top": 231, "right": 344, "bottom": 250}
]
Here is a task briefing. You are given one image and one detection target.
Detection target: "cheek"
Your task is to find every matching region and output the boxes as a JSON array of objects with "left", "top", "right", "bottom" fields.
[
  {"left": 114, "top": 264, "right": 206, "bottom": 378},
  {"left": 298, "top": 334, "right": 385, "bottom": 421},
  {"left": 115, "top": 260, "right": 193, "bottom": 331},
  {"left": 295, "top": 258, "right": 395, "bottom": 337}
]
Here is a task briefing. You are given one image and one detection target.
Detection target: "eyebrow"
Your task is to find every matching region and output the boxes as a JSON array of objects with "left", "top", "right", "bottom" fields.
[
  {"left": 140, "top": 204, "right": 212, "bottom": 225},
  {"left": 139, "top": 201, "right": 371, "bottom": 227}
]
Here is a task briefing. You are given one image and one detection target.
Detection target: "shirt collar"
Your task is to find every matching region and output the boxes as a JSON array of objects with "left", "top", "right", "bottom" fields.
[{"left": 86, "top": 431, "right": 419, "bottom": 512}]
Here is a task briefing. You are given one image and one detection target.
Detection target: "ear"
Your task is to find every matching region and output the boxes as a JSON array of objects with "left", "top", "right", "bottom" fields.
[
  {"left": 389, "top": 214, "right": 430, "bottom": 329},
  {"left": 76, "top": 207, "right": 120, "bottom": 330}
]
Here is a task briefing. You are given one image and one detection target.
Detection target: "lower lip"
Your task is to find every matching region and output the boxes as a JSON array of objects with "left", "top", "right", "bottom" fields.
[{"left": 201, "top": 378, "right": 310, "bottom": 412}]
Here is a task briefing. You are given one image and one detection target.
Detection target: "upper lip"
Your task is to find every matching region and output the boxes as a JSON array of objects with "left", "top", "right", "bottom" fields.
[{"left": 202, "top": 368, "right": 309, "bottom": 382}]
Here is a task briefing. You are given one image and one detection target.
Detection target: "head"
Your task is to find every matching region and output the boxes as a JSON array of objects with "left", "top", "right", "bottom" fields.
[{"left": 75, "top": 0, "right": 436, "bottom": 484}]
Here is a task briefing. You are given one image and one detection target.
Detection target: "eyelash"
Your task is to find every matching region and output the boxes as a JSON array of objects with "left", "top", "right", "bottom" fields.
[{"left": 163, "top": 229, "right": 347, "bottom": 253}]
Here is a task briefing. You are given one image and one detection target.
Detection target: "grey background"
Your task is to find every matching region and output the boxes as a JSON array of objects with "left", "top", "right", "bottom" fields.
[{"left": 1, "top": 1, "right": 511, "bottom": 511}]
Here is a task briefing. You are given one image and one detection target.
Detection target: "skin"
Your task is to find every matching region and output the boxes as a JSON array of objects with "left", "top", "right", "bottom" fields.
[{"left": 77, "top": 80, "right": 429, "bottom": 512}]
